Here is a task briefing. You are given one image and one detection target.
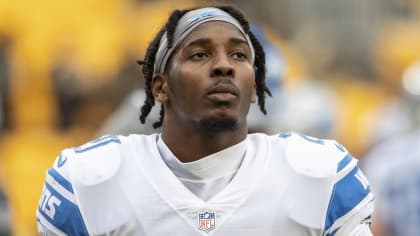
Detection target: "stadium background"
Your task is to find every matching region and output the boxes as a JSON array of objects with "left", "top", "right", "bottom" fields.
[{"left": 0, "top": 0, "right": 420, "bottom": 234}]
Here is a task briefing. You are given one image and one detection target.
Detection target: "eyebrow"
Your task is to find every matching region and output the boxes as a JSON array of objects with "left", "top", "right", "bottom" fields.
[
  {"left": 228, "top": 37, "right": 248, "bottom": 46},
  {"left": 185, "top": 37, "right": 249, "bottom": 48}
]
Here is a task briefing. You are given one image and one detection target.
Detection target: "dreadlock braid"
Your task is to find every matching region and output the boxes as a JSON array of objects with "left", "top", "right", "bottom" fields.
[
  {"left": 138, "top": 5, "right": 271, "bottom": 128},
  {"left": 248, "top": 30, "right": 272, "bottom": 114}
]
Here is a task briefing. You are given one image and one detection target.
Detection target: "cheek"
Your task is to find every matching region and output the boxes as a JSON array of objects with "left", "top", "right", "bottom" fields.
[
  {"left": 167, "top": 65, "right": 201, "bottom": 101},
  {"left": 167, "top": 60, "right": 186, "bottom": 94},
  {"left": 240, "top": 67, "right": 257, "bottom": 97}
]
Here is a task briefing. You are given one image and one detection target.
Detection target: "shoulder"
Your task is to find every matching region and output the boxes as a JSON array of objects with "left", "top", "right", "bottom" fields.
[
  {"left": 59, "top": 134, "right": 154, "bottom": 186},
  {"left": 37, "top": 148, "right": 90, "bottom": 235},
  {"left": 272, "top": 132, "right": 374, "bottom": 233},
  {"left": 53, "top": 133, "right": 157, "bottom": 187},
  {"left": 274, "top": 132, "right": 352, "bottom": 178},
  {"left": 37, "top": 134, "right": 153, "bottom": 235},
  {"left": 37, "top": 135, "right": 127, "bottom": 235},
  {"left": 47, "top": 135, "right": 126, "bottom": 187}
]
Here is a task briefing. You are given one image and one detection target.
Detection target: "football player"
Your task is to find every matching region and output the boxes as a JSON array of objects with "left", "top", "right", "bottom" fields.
[{"left": 37, "top": 5, "right": 374, "bottom": 235}]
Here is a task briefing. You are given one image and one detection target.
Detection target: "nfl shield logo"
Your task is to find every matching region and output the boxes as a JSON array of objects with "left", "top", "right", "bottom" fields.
[{"left": 197, "top": 210, "right": 216, "bottom": 232}]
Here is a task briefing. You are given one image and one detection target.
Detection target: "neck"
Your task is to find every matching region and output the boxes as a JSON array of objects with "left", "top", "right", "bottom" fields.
[{"left": 160, "top": 117, "right": 248, "bottom": 163}]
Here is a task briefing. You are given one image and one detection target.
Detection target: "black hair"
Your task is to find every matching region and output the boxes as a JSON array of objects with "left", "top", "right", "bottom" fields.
[{"left": 137, "top": 5, "right": 271, "bottom": 129}]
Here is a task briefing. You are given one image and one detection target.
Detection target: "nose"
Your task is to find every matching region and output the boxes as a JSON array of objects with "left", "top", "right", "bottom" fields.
[{"left": 210, "top": 53, "right": 234, "bottom": 77}]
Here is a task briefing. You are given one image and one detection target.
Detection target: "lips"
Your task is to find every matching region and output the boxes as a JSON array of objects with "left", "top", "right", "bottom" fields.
[
  {"left": 206, "top": 84, "right": 239, "bottom": 102},
  {"left": 207, "top": 84, "right": 239, "bottom": 96}
]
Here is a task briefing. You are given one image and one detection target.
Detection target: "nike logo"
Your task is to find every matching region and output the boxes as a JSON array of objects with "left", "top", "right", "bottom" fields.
[{"left": 57, "top": 154, "right": 67, "bottom": 167}]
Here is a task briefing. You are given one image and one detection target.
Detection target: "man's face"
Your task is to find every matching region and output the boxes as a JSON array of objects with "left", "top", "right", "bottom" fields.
[{"left": 159, "top": 21, "right": 256, "bottom": 132}]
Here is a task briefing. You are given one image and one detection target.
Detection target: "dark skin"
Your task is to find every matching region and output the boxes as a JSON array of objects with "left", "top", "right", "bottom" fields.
[{"left": 152, "top": 22, "right": 256, "bottom": 163}]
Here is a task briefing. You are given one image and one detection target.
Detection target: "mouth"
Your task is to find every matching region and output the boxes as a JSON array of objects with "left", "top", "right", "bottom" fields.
[{"left": 206, "top": 84, "right": 239, "bottom": 103}]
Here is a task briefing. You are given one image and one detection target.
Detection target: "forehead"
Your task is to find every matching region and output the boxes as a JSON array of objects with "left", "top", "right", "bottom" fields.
[{"left": 179, "top": 21, "right": 246, "bottom": 47}]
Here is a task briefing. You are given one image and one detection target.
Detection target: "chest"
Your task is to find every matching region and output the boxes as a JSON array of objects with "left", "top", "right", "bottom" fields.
[{"left": 117, "top": 154, "right": 322, "bottom": 236}]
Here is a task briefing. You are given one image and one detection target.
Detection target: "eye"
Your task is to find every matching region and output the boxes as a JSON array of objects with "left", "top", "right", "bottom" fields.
[
  {"left": 231, "top": 51, "right": 248, "bottom": 61},
  {"left": 190, "top": 51, "right": 209, "bottom": 61}
]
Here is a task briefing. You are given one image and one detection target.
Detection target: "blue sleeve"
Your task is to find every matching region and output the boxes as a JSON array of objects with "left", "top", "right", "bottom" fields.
[
  {"left": 324, "top": 161, "right": 373, "bottom": 235},
  {"left": 36, "top": 167, "right": 89, "bottom": 235}
]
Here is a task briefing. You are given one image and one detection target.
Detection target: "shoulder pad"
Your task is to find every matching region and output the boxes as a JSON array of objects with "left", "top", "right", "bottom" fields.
[
  {"left": 275, "top": 132, "right": 357, "bottom": 229},
  {"left": 67, "top": 135, "right": 125, "bottom": 186},
  {"left": 280, "top": 132, "right": 355, "bottom": 178}
]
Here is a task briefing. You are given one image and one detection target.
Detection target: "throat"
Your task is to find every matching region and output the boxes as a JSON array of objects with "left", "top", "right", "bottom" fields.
[
  {"left": 160, "top": 131, "right": 247, "bottom": 163},
  {"left": 160, "top": 113, "right": 248, "bottom": 162}
]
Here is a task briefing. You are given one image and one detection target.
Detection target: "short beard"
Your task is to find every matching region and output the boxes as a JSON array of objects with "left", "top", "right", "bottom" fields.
[{"left": 198, "top": 116, "right": 238, "bottom": 134}]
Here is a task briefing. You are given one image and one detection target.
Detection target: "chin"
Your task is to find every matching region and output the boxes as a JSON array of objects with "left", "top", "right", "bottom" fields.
[{"left": 198, "top": 115, "right": 239, "bottom": 133}]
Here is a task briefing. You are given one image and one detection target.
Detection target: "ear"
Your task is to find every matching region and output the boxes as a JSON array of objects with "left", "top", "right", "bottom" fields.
[
  {"left": 251, "top": 81, "right": 257, "bottom": 103},
  {"left": 152, "top": 74, "right": 169, "bottom": 103}
]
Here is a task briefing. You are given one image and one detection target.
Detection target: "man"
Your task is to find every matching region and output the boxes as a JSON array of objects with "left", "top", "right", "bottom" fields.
[{"left": 36, "top": 5, "right": 374, "bottom": 235}]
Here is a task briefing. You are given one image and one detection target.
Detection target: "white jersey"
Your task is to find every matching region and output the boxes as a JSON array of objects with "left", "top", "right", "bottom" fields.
[{"left": 36, "top": 132, "right": 373, "bottom": 236}]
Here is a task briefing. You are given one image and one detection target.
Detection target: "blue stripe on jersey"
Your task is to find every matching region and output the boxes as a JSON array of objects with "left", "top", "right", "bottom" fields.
[
  {"left": 74, "top": 135, "right": 121, "bottom": 153},
  {"left": 324, "top": 166, "right": 371, "bottom": 231},
  {"left": 48, "top": 168, "right": 74, "bottom": 193},
  {"left": 337, "top": 154, "right": 352, "bottom": 172},
  {"left": 278, "top": 132, "right": 292, "bottom": 138},
  {"left": 38, "top": 182, "right": 88, "bottom": 235},
  {"left": 334, "top": 142, "right": 346, "bottom": 153},
  {"left": 328, "top": 227, "right": 339, "bottom": 236},
  {"left": 57, "top": 153, "right": 68, "bottom": 168}
]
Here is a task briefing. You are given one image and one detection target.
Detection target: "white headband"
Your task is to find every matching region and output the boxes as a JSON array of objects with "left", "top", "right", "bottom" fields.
[{"left": 153, "top": 7, "right": 255, "bottom": 76}]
